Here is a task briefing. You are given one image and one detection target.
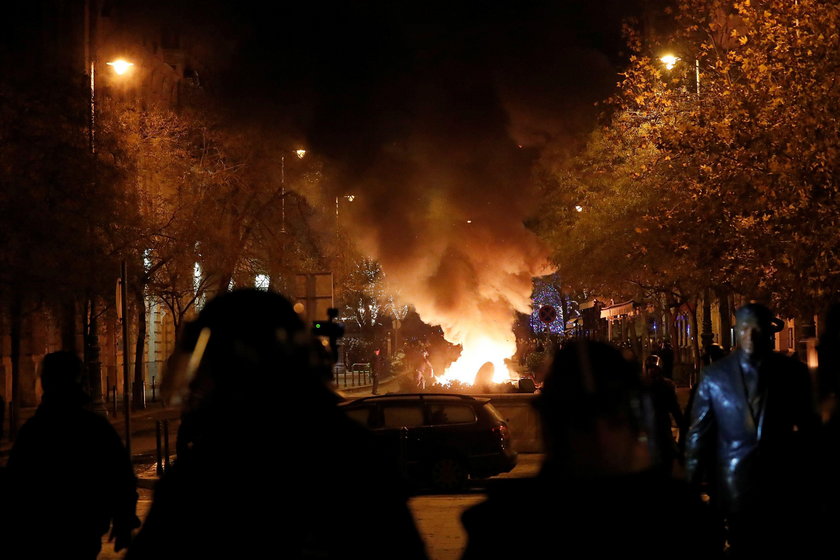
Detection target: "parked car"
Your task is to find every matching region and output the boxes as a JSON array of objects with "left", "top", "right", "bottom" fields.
[{"left": 339, "top": 393, "right": 518, "bottom": 491}]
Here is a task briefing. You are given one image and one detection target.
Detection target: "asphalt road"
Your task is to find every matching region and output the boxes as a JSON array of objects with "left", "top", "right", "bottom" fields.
[
  {"left": 410, "top": 453, "right": 543, "bottom": 560},
  {"left": 95, "top": 453, "right": 544, "bottom": 560}
]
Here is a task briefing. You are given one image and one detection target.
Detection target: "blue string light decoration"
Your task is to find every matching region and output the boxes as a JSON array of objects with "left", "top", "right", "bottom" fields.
[{"left": 530, "top": 278, "right": 565, "bottom": 334}]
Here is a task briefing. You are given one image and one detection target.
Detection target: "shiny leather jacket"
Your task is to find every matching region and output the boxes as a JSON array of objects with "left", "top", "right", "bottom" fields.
[{"left": 685, "top": 349, "right": 818, "bottom": 513}]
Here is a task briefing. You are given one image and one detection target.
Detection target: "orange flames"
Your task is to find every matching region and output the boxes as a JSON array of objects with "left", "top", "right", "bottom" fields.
[{"left": 437, "top": 332, "right": 517, "bottom": 385}]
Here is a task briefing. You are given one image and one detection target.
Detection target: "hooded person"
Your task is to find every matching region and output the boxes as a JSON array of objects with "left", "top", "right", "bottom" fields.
[
  {"left": 461, "top": 340, "right": 720, "bottom": 559},
  {"left": 126, "top": 289, "right": 427, "bottom": 560},
  {"left": 1, "top": 351, "right": 139, "bottom": 559}
]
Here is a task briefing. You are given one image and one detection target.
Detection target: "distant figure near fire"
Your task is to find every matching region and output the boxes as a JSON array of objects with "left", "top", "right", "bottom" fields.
[{"left": 415, "top": 350, "right": 435, "bottom": 390}]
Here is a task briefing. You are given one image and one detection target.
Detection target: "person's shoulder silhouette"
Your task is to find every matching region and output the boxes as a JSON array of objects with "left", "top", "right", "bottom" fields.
[
  {"left": 461, "top": 340, "right": 721, "bottom": 559},
  {"left": 2, "top": 351, "right": 138, "bottom": 559},
  {"left": 127, "top": 289, "right": 427, "bottom": 560}
]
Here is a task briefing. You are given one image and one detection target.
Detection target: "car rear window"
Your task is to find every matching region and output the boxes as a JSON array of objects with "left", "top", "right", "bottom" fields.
[
  {"left": 382, "top": 405, "right": 425, "bottom": 428},
  {"left": 481, "top": 403, "right": 506, "bottom": 423},
  {"left": 427, "top": 404, "right": 476, "bottom": 425}
]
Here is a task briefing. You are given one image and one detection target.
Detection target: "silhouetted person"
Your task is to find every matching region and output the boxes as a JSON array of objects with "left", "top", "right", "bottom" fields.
[
  {"left": 126, "top": 289, "right": 427, "bottom": 559},
  {"left": 644, "top": 354, "right": 684, "bottom": 472},
  {"left": 659, "top": 339, "right": 675, "bottom": 380},
  {"left": 701, "top": 343, "right": 726, "bottom": 367},
  {"left": 461, "top": 340, "right": 721, "bottom": 559},
  {"left": 685, "top": 303, "right": 819, "bottom": 558},
  {"left": 1, "top": 351, "right": 139, "bottom": 559},
  {"left": 371, "top": 348, "right": 384, "bottom": 395},
  {"left": 414, "top": 350, "right": 433, "bottom": 390}
]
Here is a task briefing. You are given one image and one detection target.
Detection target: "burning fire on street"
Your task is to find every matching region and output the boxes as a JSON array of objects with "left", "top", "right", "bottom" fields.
[
  {"left": 436, "top": 334, "right": 517, "bottom": 386},
  {"left": 308, "top": 79, "right": 550, "bottom": 383}
]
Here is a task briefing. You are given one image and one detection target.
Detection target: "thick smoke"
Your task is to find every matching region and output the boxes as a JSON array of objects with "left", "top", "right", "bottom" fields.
[
  {"left": 282, "top": 2, "right": 634, "bottom": 381},
  {"left": 304, "top": 28, "right": 551, "bottom": 381}
]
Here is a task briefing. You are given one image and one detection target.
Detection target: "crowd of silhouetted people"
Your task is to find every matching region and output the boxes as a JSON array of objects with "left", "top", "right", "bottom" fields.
[{"left": 1, "top": 289, "right": 838, "bottom": 559}]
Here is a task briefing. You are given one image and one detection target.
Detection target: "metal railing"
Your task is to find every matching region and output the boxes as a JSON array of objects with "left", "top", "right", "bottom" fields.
[{"left": 334, "top": 362, "right": 373, "bottom": 388}]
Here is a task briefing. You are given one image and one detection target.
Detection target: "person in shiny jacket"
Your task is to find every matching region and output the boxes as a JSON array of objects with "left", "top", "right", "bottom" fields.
[{"left": 685, "top": 303, "right": 820, "bottom": 558}]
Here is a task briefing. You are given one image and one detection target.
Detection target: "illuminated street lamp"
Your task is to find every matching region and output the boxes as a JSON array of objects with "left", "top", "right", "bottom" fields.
[
  {"left": 336, "top": 194, "right": 355, "bottom": 218},
  {"left": 660, "top": 52, "right": 714, "bottom": 357},
  {"left": 106, "top": 58, "right": 135, "bottom": 75},
  {"left": 660, "top": 52, "right": 700, "bottom": 96},
  {"left": 281, "top": 149, "right": 307, "bottom": 233},
  {"left": 660, "top": 54, "right": 680, "bottom": 71},
  {"left": 87, "top": 54, "right": 137, "bottom": 435}
]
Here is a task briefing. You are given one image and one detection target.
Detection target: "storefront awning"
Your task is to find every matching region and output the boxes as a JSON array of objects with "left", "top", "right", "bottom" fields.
[{"left": 601, "top": 300, "right": 636, "bottom": 319}]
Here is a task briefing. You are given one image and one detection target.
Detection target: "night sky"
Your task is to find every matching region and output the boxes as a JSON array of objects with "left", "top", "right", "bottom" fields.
[{"left": 219, "top": 0, "right": 644, "bottom": 162}]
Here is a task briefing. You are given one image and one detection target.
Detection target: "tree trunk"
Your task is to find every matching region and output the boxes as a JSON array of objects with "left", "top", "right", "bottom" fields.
[
  {"left": 640, "top": 305, "right": 651, "bottom": 359},
  {"left": 627, "top": 315, "right": 643, "bottom": 359},
  {"left": 700, "top": 287, "right": 715, "bottom": 351},
  {"left": 133, "top": 283, "right": 147, "bottom": 409},
  {"left": 687, "top": 299, "right": 702, "bottom": 386},
  {"left": 61, "top": 299, "right": 77, "bottom": 353},
  {"left": 717, "top": 287, "right": 732, "bottom": 351},
  {"left": 9, "top": 298, "right": 22, "bottom": 439},
  {"left": 662, "top": 302, "right": 677, "bottom": 346},
  {"left": 85, "top": 297, "right": 105, "bottom": 413}
]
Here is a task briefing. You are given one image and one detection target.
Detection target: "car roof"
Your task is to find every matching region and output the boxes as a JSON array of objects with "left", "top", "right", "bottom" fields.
[{"left": 339, "top": 393, "right": 490, "bottom": 406}]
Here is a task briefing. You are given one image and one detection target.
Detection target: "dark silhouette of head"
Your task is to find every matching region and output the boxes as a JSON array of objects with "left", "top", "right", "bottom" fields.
[
  {"left": 40, "top": 351, "right": 84, "bottom": 397},
  {"left": 644, "top": 354, "right": 662, "bottom": 378},
  {"left": 701, "top": 343, "right": 726, "bottom": 366},
  {"left": 735, "top": 303, "right": 781, "bottom": 361},
  {"left": 170, "top": 289, "right": 329, "bottom": 416},
  {"left": 536, "top": 340, "right": 653, "bottom": 475}
]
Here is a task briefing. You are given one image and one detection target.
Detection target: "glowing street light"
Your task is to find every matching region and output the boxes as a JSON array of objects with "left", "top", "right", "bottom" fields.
[
  {"left": 336, "top": 194, "right": 355, "bottom": 218},
  {"left": 659, "top": 54, "right": 680, "bottom": 71},
  {"left": 660, "top": 53, "right": 700, "bottom": 97},
  {"left": 660, "top": 51, "right": 710, "bottom": 352},
  {"left": 106, "top": 58, "right": 135, "bottom": 75},
  {"left": 295, "top": 149, "right": 307, "bottom": 159}
]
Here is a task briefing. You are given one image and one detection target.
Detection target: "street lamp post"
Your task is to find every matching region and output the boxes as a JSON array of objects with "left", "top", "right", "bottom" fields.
[
  {"left": 281, "top": 149, "right": 307, "bottom": 234},
  {"left": 336, "top": 194, "right": 355, "bottom": 219},
  {"left": 85, "top": 46, "right": 136, "bottom": 423},
  {"left": 660, "top": 53, "right": 715, "bottom": 355}
]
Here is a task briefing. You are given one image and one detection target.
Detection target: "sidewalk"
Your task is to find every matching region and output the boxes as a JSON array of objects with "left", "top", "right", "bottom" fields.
[
  {"left": 334, "top": 373, "right": 400, "bottom": 398},
  {"left": 0, "top": 400, "right": 181, "bottom": 481}
]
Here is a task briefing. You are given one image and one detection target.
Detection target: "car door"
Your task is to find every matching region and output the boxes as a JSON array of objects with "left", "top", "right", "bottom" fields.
[
  {"left": 423, "top": 401, "right": 479, "bottom": 457},
  {"left": 378, "top": 401, "right": 427, "bottom": 478}
]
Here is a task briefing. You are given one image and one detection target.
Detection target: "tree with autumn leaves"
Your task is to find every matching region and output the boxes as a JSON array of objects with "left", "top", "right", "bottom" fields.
[{"left": 537, "top": 0, "right": 839, "bottom": 334}]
